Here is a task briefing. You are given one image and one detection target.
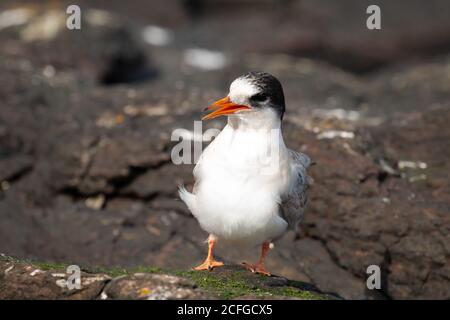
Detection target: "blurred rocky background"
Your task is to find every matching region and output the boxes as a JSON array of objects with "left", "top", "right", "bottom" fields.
[{"left": 0, "top": 0, "right": 449, "bottom": 300}]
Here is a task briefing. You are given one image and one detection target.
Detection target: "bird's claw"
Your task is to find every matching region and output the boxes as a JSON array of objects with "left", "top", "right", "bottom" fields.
[
  {"left": 193, "top": 259, "right": 224, "bottom": 271},
  {"left": 241, "top": 262, "right": 271, "bottom": 276}
]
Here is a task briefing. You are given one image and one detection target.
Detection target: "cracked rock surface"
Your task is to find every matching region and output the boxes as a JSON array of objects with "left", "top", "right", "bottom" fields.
[
  {"left": 0, "top": 256, "right": 332, "bottom": 300},
  {"left": 0, "top": 0, "right": 449, "bottom": 300}
]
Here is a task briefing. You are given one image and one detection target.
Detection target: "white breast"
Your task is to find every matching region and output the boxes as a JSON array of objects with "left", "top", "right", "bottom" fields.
[{"left": 182, "top": 115, "right": 291, "bottom": 247}]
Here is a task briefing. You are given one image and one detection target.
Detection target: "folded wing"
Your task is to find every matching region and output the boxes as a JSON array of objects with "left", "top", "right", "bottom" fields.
[{"left": 279, "top": 149, "right": 312, "bottom": 231}]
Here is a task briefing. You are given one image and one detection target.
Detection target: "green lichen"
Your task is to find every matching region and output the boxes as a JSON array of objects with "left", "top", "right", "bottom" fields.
[
  {"left": 276, "top": 286, "right": 327, "bottom": 300},
  {"left": 81, "top": 265, "right": 129, "bottom": 277},
  {"left": 133, "top": 266, "right": 164, "bottom": 274},
  {"left": 0, "top": 255, "right": 333, "bottom": 299},
  {"left": 176, "top": 270, "right": 267, "bottom": 299},
  {"left": 1, "top": 254, "right": 69, "bottom": 271},
  {"left": 174, "top": 269, "right": 330, "bottom": 300},
  {"left": 68, "top": 265, "right": 162, "bottom": 277},
  {"left": 34, "top": 261, "right": 71, "bottom": 271}
]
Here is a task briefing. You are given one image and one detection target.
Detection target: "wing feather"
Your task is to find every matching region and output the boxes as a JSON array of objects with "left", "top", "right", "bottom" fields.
[{"left": 279, "top": 149, "right": 312, "bottom": 231}]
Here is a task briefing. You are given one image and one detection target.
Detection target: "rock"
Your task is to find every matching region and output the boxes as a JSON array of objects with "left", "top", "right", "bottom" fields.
[
  {"left": 174, "top": 0, "right": 450, "bottom": 73},
  {"left": 283, "top": 237, "right": 370, "bottom": 300},
  {"left": 0, "top": 130, "right": 33, "bottom": 183},
  {"left": 0, "top": 256, "right": 332, "bottom": 300},
  {"left": 0, "top": 256, "right": 110, "bottom": 299},
  {"left": 0, "top": 1, "right": 449, "bottom": 301},
  {"left": 366, "top": 107, "right": 450, "bottom": 299},
  {"left": 188, "top": 265, "right": 332, "bottom": 300},
  {"left": 104, "top": 273, "right": 211, "bottom": 300},
  {"left": 97, "top": 27, "right": 157, "bottom": 85}
]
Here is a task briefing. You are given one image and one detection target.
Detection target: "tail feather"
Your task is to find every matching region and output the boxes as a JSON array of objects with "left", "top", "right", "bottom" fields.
[{"left": 178, "top": 185, "right": 196, "bottom": 214}]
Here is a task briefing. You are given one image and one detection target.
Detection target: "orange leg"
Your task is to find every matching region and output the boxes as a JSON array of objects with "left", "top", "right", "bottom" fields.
[
  {"left": 193, "top": 236, "right": 224, "bottom": 271},
  {"left": 242, "top": 241, "right": 271, "bottom": 276}
]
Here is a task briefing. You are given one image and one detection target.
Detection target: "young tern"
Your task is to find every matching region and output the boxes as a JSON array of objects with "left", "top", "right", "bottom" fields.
[{"left": 180, "top": 72, "right": 311, "bottom": 275}]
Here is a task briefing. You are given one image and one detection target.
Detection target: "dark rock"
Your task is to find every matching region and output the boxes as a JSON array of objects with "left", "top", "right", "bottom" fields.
[
  {"left": 98, "top": 27, "right": 157, "bottom": 85},
  {"left": 0, "top": 130, "right": 33, "bottom": 182},
  {"left": 174, "top": 0, "right": 450, "bottom": 73},
  {"left": 0, "top": 1, "right": 449, "bottom": 301},
  {"left": 104, "top": 273, "right": 211, "bottom": 299},
  {"left": 0, "top": 256, "right": 331, "bottom": 300},
  {"left": 0, "top": 257, "right": 110, "bottom": 299}
]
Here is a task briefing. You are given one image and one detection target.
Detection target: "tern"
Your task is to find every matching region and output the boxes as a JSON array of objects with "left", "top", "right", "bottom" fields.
[{"left": 179, "top": 72, "right": 311, "bottom": 276}]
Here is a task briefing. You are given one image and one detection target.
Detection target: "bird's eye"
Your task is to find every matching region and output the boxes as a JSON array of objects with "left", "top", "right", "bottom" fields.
[{"left": 250, "top": 93, "right": 267, "bottom": 102}]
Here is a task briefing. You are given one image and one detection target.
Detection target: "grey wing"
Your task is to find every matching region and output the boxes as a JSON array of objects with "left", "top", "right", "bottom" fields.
[{"left": 279, "top": 149, "right": 312, "bottom": 231}]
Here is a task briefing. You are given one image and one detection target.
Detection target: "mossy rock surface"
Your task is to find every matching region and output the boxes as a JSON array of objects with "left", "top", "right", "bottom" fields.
[
  {"left": 0, "top": 255, "right": 337, "bottom": 299},
  {"left": 176, "top": 265, "right": 336, "bottom": 299}
]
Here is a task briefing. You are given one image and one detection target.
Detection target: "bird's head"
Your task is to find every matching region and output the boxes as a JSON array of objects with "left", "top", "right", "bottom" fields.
[{"left": 202, "top": 72, "right": 285, "bottom": 122}]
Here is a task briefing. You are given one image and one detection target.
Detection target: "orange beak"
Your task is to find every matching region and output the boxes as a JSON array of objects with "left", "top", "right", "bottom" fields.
[{"left": 202, "top": 96, "right": 250, "bottom": 120}]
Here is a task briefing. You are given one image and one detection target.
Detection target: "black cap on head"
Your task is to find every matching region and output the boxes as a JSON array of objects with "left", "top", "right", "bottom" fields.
[{"left": 240, "top": 71, "right": 285, "bottom": 118}]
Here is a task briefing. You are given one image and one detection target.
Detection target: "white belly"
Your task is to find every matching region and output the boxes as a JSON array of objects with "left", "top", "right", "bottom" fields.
[
  {"left": 193, "top": 171, "right": 288, "bottom": 246},
  {"left": 184, "top": 123, "right": 291, "bottom": 246}
]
